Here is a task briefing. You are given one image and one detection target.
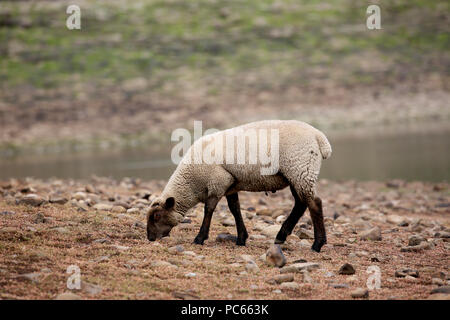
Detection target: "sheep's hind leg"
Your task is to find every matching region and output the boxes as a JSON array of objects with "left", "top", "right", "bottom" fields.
[
  {"left": 226, "top": 193, "right": 249, "bottom": 246},
  {"left": 308, "top": 197, "right": 327, "bottom": 252},
  {"left": 193, "top": 196, "right": 220, "bottom": 245},
  {"left": 275, "top": 185, "right": 307, "bottom": 244}
]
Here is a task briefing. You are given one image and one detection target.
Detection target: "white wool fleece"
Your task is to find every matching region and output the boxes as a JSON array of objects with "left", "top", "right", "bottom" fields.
[{"left": 154, "top": 120, "right": 332, "bottom": 223}]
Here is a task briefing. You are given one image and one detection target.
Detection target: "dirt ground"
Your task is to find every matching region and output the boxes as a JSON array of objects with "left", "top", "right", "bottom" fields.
[{"left": 0, "top": 177, "right": 449, "bottom": 300}]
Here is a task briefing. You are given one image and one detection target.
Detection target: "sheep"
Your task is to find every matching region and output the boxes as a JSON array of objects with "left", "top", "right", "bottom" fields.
[{"left": 146, "top": 120, "right": 332, "bottom": 252}]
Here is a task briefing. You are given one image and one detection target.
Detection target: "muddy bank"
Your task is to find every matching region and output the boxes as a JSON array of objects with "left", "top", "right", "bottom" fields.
[{"left": 0, "top": 177, "right": 449, "bottom": 299}]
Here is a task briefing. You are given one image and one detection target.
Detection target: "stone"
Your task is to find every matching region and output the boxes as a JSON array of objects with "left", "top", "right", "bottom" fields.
[
  {"left": 395, "top": 269, "right": 419, "bottom": 278},
  {"left": 93, "top": 203, "right": 113, "bottom": 211},
  {"left": 408, "top": 235, "right": 425, "bottom": 246},
  {"left": 33, "top": 212, "right": 46, "bottom": 223},
  {"left": 432, "top": 278, "right": 444, "bottom": 286},
  {"left": 302, "top": 270, "right": 313, "bottom": 284},
  {"left": 15, "top": 272, "right": 41, "bottom": 283},
  {"left": 269, "top": 274, "right": 294, "bottom": 284},
  {"left": 338, "top": 263, "right": 356, "bottom": 275},
  {"left": 430, "top": 286, "right": 450, "bottom": 294},
  {"left": 265, "top": 244, "right": 286, "bottom": 268},
  {"left": 245, "top": 262, "right": 260, "bottom": 274},
  {"left": 111, "top": 205, "right": 126, "bottom": 213},
  {"left": 172, "top": 290, "right": 200, "bottom": 300},
  {"left": 18, "top": 194, "right": 45, "bottom": 207},
  {"left": 81, "top": 281, "right": 102, "bottom": 295},
  {"left": 351, "top": 288, "right": 369, "bottom": 298},
  {"left": 328, "top": 283, "right": 349, "bottom": 289},
  {"left": 185, "top": 272, "right": 197, "bottom": 278},
  {"left": 55, "top": 292, "right": 82, "bottom": 300},
  {"left": 127, "top": 208, "right": 140, "bottom": 214},
  {"left": 400, "top": 241, "right": 430, "bottom": 252},
  {"left": 386, "top": 214, "right": 408, "bottom": 226},
  {"left": 280, "top": 262, "right": 320, "bottom": 274},
  {"left": 280, "top": 282, "right": 299, "bottom": 290},
  {"left": 239, "top": 254, "right": 255, "bottom": 264},
  {"left": 256, "top": 208, "right": 272, "bottom": 216},
  {"left": 72, "top": 192, "right": 87, "bottom": 201},
  {"left": 359, "top": 227, "right": 382, "bottom": 241},
  {"left": 216, "top": 233, "right": 238, "bottom": 243},
  {"left": 49, "top": 195, "right": 68, "bottom": 205},
  {"left": 222, "top": 218, "right": 235, "bottom": 227},
  {"left": 168, "top": 245, "right": 184, "bottom": 255},
  {"left": 295, "top": 228, "right": 313, "bottom": 239},
  {"left": 151, "top": 261, "right": 177, "bottom": 268},
  {"left": 261, "top": 225, "right": 280, "bottom": 238}
]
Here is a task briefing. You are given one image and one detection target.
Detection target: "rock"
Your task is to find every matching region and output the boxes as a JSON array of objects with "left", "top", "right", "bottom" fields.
[
  {"left": 269, "top": 274, "right": 294, "bottom": 284},
  {"left": 239, "top": 254, "right": 255, "bottom": 264},
  {"left": 324, "top": 271, "right": 335, "bottom": 278},
  {"left": 430, "top": 286, "right": 450, "bottom": 294},
  {"left": 302, "top": 270, "right": 313, "bottom": 284},
  {"left": 222, "top": 218, "right": 235, "bottom": 227},
  {"left": 33, "top": 212, "right": 46, "bottom": 223},
  {"left": 395, "top": 269, "right": 419, "bottom": 278},
  {"left": 432, "top": 278, "right": 444, "bottom": 286},
  {"left": 434, "top": 231, "right": 450, "bottom": 239},
  {"left": 245, "top": 262, "right": 260, "bottom": 274},
  {"left": 275, "top": 215, "right": 286, "bottom": 224},
  {"left": 428, "top": 293, "right": 450, "bottom": 300},
  {"left": 49, "top": 195, "right": 68, "bottom": 205},
  {"left": 338, "top": 263, "right": 356, "bottom": 275},
  {"left": 127, "top": 208, "right": 140, "bottom": 214},
  {"left": 183, "top": 251, "right": 196, "bottom": 257},
  {"left": 280, "top": 282, "right": 299, "bottom": 290},
  {"left": 0, "top": 210, "right": 15, "bottom": 216},
  {"left": 408, "top": 235, "right": 425, "bottom": 246},
  {"left": 256, "top": 208, "right": 272, "bottom": 216},
  {"left": 216, "top": 233, "right": 238, "bottom": 243},
  {"left": 328, "top": 283, "right": 349, "bottom": 289},
  {"left": 112, "top": 245, "right": 130, "bottom": 251},
  {"left": 55, "top": 292, "right": 82, "bottom": 300},
  {"left": 15, "top": 272, "right": 41, "bottom": 283},
  {"left": 185, "top": 272, "right": 196, "bottom": 278},
  {"left": 54, "top": 227, "right": 69, "bottom": 234},
  {"left": 400, "top": 241, "right": 430, "bottom": 252},
  {"left": 386, "top": 214, "right": 408, "bottom": 226},
  {"left": 111, "top": 205, "right": 126, "bottom": 213},
  {"left": 18, "top": 194, "right": 45, "bottom": 207},
  {"left": 359, "top": 227, "right": 382, "bottom": 241},
  {"left": 168, "top": 245, "right": 184, "bottom": 255},
  {"left": 261, "top": 225, "right": 280, "bottom": 238},
  {"left": 72, "top": 192, "right": 87, "bottom": 201},
  {"left": 93, "top": 203, "right": 113, "bottom": 211},
  {"left": 81, "top": 281, "right": 102, "bottom": 295},
  {"left": 280, "top": 262, "right": 320, "bottom": 274},
  {"left": 265, "top": 244, "right": 286, "bottom": 268},
  {"left": 351, "top": 288, "right": 369, "bottom": 298},
  {"left": 295, "top": 228, "right": 313, "bottom": 239}
]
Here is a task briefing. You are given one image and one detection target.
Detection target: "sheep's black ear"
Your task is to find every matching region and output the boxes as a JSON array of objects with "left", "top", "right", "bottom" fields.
[{"left": 165, "top": 197, "right": 175, "bottom": 210}]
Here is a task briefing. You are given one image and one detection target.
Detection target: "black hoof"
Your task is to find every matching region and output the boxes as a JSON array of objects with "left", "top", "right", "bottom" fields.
[
  {"left": 311, "top": 238, "right": 326, "bottom": 253},
  {"left": 193, "top": 236, "right": 205, "bottom": 245},
  {"left": 236, "top": 239, "right": 247, "bottom": 246},
  {"left": 274, "top": 238, "right": 285, "bottom": 244}
]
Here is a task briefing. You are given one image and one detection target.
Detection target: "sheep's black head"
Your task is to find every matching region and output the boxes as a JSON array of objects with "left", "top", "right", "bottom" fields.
[{"left": 146, "top": 197, "right": 176, "bottom": 241}]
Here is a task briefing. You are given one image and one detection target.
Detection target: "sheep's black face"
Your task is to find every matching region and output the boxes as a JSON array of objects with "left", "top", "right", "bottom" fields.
[{"left": 146, "top": 197, "right": 175, "bottom": 241}]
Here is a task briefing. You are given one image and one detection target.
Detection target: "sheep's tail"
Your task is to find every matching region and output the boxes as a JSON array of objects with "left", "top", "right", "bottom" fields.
[{"left": 315, "top": 131, "right": 332, "bottom": 159}]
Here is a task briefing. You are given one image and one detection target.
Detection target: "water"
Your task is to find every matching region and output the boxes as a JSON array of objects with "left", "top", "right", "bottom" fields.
[{"left": 0, "top": 130, "right": 449, "bottom": 182}]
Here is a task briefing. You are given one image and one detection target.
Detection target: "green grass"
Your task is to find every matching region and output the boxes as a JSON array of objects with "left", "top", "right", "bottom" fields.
[{"left": 0, "top": 0, "right": 448, "bottom": 91}]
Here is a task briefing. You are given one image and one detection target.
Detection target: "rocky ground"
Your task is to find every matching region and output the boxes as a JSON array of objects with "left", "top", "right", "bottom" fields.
[{"left": 0, "top": 177, "right": 449, "bottom": 300}]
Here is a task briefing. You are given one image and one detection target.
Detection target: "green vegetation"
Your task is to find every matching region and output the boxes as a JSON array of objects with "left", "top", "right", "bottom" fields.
[{"left": 1, "top": 0, "right": 448, "bottom": 90}]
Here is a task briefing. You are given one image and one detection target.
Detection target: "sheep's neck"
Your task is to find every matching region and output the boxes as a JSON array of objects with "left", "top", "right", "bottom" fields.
[{"left": 162, "top": 170, "right": 199, "bottom": 217}]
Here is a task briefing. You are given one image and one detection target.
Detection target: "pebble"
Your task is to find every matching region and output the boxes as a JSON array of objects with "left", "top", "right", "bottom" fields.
[
  {"left": 168, "top": 245, "right": 184, "bottom": 255},
  {"left": 395, "top": 269, "right": 419, "bottom": 278},
  {"left": 151, "top": 261, "right": 177, "bottom": 268},
  {"left": 216, "top": 233, "right": 238, "bottom": 243},
  {"left": 245, "top": 262, "right": 260, "bottom": 274},
  {"left": 93, "top": 203, "right": 113, "bottom": 211},
  {"left": 222, "top": 218, "right": 235, "bottom": 227},
  {"left": 81, "top": 281, "right": 103, "bottom": 295},
  {"left": 295, "top": 228, "right": 314, "bottom": 239},
  {"left": 265, "top": 244, "right": 286, "bottom": 267},
  {"left": 359, "top": 227, "right": 382, "bottom": 241},
  {"left": 261, "top": 225, "right": 280, "bottom": 238},
  {"left": 280, "top": 282, "right": 299, "bottom": 290},
  {"left": 328, "top": 283, "right": 349, "bottom": 289},
  {"left": 432, "top": 278, "right": 444, "bottom": 286},
  {"left": 269, "top": 273, "right": 294, "bottom": 284},
  {"left": 430, "top": 286, "right": 450, "bottom": 294},
  {"left": 111, "top": 205, "right": 126, "bottom": 213},
  {"left": 351, "top": 288, "right": 369, "bottom": 298},
  {"left": 185, "top": 272, "right": 196, "bottom": 278},
  {"left": 400, "top": 241, "right": 431, "bottom": 252},
  {"left": 338, "top": 263, "right": 356, "bottom": 275},
  {"left": 18, "top": 194, "right": 45, "bottom": 207},
  {"left": 280, "top": 262, "right": 320, "bottom": 274},
  {"left": 15, "top": 272, "right": 41, "bottom": 283}
]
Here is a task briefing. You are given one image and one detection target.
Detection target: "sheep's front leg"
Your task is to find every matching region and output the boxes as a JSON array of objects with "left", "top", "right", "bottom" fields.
[
  {"left": 193, "top": 196, "right": 220, "bottom": 245},
  {"left": 226, "top": 193, "right": 249, "bottom": 246},
  {"left": 308, "top": 197, "right": 327, "bottom": 252}
]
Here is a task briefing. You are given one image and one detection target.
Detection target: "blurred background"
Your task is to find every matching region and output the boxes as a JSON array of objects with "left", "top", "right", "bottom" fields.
[{"left": 0, "top": 0, "right": 448, "bottom": 181}]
